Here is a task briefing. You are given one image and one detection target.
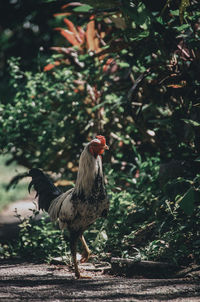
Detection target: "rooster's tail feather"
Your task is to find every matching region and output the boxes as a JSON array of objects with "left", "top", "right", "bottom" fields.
[{"left": 28, "top": 168, "right": 62, "bottom": 212}]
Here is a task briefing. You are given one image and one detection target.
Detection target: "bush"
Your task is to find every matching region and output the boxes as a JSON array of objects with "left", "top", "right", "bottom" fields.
[
  {"left": 0, "top": 209, "right": 68, "bottom": 262},
  {"left": 1, "top": 1, "right": 200, "bottom": 266},
  {"left": 0, "top": 57, "right": 92, "bottom": 173},
  {"left": 0, "top": 155, "right": 28, "bottom": 211},
  {"left": 1, "top": 159, "right": 200, "bottom": 266}
]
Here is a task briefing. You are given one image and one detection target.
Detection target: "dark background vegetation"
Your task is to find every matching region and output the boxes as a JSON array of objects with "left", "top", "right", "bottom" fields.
[{"left": 0, "top": 0, "right": 200, "bottom": 266}]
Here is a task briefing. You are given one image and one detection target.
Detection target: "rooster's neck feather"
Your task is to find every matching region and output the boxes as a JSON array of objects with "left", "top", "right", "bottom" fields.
[{"left": 74, "top": 144, "right": 103, "bottom": 197}]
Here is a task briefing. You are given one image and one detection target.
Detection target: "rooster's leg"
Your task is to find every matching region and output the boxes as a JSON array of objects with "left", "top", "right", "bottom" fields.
[
  {"left": 69, "top": 234, "right": 80, "bottom": 279},
  {"left": 80, "top": 235, "right": 91, "bottom": 263}
]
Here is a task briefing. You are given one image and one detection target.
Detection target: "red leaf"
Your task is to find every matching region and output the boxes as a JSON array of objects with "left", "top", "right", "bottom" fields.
[
  {"left": 106, "top": 58, "right": 114, "bottom": 65},
  {"left": 62, "top": 2, "right": 82, "bottom": 10},
  {"left": 86, "top": 17, "right": 100, "bottom": 52},
  {"left": 64, "top": 18, "right": 78, "bottom": 35},
  {"left": 77, "top": 26, "right": 85, "bottom": 44},
  {"left": 54, "top": 13, "right": 71, "bottom": 17},
  {"left": 135, "top": 169, "right": 140, "bottom": 178},
  {"left": 102, "top": 58, "right": 118, "bottom": 73},
  {"left": 167, "top": 81, "right": 186, "bottom": 88},
  {"left": 43, "top": 61, "right": 60, "bottom": 72},
  {"left": 54, "top": 28, "right": 81, "bottom": 47},
  {"left": 103, "top": 65, "right": 108, "bottom": 72},
  {"left": 64, "top": 18, "right": 84, "bottom": 44},
  {"left": 50, "top": 47, "right": 71, "bottom": 55}
]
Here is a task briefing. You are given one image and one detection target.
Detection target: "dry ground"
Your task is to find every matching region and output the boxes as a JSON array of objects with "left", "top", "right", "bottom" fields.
[
  {"left": 0, "top": 199, "right": 200, "bottom": 301},
  {"left": 0, "top": 260, "right": 200, "bottom": 302}
]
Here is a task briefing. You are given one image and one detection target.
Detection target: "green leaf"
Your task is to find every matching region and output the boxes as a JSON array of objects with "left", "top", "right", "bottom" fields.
[
  {"left": 174, "top": 24, "right": 190, "bottom": 31},
  {"left": 73, "top": 5, "right": 93, "bottom": 12},
  {"left": 170, "top": 9, "right": 179, "bottom": 16},
  {"left": 182, "top": 119, "right": 200, "bottom": 127},
  {"left": 179, "top": 187, "right": 196, "bottom": 215}
]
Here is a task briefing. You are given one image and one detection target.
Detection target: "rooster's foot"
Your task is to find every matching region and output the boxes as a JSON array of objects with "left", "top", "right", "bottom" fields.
[
  {"left": 76, "top": 274, "right": 92, "bottom": 279},
  {"left": 75, "top": 269, "right": 92, "bottom": 279},
  {"left": 80, "top": 251, "right": 91, "bottom": 263}
]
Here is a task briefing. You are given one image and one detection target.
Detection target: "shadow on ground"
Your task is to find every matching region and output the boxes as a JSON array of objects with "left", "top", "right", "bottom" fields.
[{"left": 0, "top": 260, "right": 200, "bottom": 302}]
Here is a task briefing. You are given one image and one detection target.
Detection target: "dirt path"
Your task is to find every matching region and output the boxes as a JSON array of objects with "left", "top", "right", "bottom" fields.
[
  {"left": 0, "top": 195, "right": 38, "bottom": 242},
  {"left": 0, "top": 260, "right": 200, "bottom": 302},
  {"left": 0, "top": 200, "right": 200, "bottom": 301}
]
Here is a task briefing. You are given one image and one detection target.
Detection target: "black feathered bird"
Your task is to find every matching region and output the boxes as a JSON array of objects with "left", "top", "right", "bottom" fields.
[
  {"left": 28, "top": 169, "right": 62, "bottom": 211},
  {"left": 28, "top": 135, "right": 109, "bottom": 278}
]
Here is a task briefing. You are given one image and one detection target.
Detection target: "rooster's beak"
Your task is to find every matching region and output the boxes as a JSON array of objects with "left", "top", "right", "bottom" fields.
[{"left": 104, "top": 144, "right": 109, "bottom": 150}]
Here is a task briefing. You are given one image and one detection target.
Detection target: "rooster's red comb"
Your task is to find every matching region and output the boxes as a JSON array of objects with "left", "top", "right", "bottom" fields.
[{"left": 96, "top": 135, "right": 106, "bottom": 146}]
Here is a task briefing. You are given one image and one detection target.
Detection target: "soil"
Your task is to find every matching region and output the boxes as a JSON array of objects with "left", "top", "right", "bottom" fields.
[
  {"left": 0, "top": 199, "right": 200, "bottom": 301},
  {"left": 0, "top": 195, "right": 38, "bottom": 242},
  {"left": 1, "top": 259, "right": 200, "bottom": 302}
]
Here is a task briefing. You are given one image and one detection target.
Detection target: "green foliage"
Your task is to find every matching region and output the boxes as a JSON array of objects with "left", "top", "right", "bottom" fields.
[
  {"left": 1, "top": 1, "right": 200, "bottom": 172},
  {"left": 0, "top": 0, "right": 200, "bottom": 267},
  {"left": 90, "top": 157, "right": 200, "bottom": 265},
  {"left": 0, "top": 57, "right": 92, "bottom": 172},
  {"left": 179, "top": 187, "right": 197, "bottom": 215},
  {"left": 0, "top": 155, "right": 27, "bottom": 211},
  {"left": 1, "top": 158, "right": 200, "bottom": 266},
  {"left": 0, "top": 0, "right": 65, "bottom": 102},
  {"left": 0, "top": 209, "right": 68, "bottom": 262}
]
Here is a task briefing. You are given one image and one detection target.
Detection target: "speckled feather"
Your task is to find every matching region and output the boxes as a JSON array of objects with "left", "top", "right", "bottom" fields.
[
  {"left": 29, "top": 140, "right": 109, "bottom": 235},
  {"left": 48, "top": 142, "right": 109, "bottom": 232}
]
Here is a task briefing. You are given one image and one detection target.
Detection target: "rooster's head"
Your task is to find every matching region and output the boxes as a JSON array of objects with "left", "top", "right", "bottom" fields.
[{"left": 88, "top": 135, "right": 109, "bottom": 158}]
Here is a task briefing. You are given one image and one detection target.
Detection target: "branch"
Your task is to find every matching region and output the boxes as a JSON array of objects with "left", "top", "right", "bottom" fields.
[{"left": 127, "top": 68, "right": 151, "bottom": 101}]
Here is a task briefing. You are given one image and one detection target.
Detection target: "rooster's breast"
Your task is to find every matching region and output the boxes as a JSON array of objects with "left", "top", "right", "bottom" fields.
[{"left": 60, "top": 191, "right": 109, "bottom": 232}]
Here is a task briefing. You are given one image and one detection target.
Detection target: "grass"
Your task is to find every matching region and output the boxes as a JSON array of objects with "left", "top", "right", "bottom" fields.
[{"left": 0, "top": 155, "right": 28, "bottom": 212}]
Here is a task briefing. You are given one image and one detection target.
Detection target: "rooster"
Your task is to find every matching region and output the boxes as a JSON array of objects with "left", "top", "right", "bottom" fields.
[{"left": 28, "top": 135, "right": 109, "bottom": 278}]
